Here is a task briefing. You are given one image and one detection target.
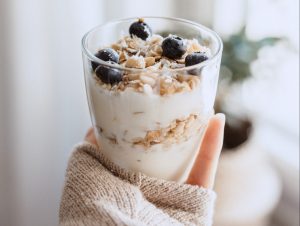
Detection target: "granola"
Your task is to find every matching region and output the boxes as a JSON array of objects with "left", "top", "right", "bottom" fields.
[
  {"left": 93, "top": 33, "right": 211, "bottom": 95},
  {"left": 132, "top": 114, "right": 201, "bottom": 148}
]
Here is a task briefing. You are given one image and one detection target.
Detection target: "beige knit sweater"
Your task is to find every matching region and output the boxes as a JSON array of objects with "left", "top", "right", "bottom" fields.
[{"left": 59, "top": 143, "right": 216, "bottom": 226}]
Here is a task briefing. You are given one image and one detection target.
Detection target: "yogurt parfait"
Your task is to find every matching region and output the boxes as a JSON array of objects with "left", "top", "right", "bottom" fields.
[{"left": 82, "top": 17, "right": 222, "bottom": 182}]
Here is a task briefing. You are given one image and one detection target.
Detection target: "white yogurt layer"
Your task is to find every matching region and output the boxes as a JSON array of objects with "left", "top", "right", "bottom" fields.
[{"left": 86, "top": 65, "right": 218, "bottom": 181}]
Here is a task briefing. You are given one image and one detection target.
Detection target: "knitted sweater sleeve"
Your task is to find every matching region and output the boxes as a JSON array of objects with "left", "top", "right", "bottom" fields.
[{"left": 59, "top": 143, "right": 216, "bottom": 226}]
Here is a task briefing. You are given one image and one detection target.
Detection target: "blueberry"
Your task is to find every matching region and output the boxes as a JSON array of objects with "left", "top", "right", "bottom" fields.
[
  {"left": 185, "top": 52, "right": 209, "bottom": 67},
  {"left": 129, "top": 18, "right": 152, "bottom": 40},
  {"left": 91, "top": 48, "right": 119, "bottom": 71},
  {"left": 95, "top": 62, "right": 123, "bottom": 85},
  {"left": 162, "top": 35, "right": 187, "bottom": 60}
]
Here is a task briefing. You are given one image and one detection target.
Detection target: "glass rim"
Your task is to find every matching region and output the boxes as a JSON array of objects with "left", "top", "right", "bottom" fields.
[{"left": 81, "top": 16, "right": 223, "bottom": 72}]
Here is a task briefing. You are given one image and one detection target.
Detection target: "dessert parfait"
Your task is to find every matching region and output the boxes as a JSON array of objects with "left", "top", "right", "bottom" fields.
[{"left": 82, "top": 17, "right": 222, "bottom": 182}]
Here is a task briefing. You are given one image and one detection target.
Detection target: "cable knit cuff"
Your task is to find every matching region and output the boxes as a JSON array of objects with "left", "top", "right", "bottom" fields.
[{"left": 75, "top": 142, "right": 216, "bottom": 226}]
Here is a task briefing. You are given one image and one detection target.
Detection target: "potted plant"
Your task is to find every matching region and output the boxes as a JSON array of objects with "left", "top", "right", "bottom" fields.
[{"left": 213, "top": 28, "right": 282, "bottom": 226}]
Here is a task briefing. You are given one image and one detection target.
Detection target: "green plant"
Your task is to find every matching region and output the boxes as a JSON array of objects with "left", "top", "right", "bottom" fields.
[
  {"left": 217, "top": 28, "right": 280, "bottom": 150},
  {"left": 221, "top": 27, "right": 280, "bottom": 83}
]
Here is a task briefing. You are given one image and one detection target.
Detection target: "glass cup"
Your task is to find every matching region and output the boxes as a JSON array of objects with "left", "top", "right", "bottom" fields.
[{"left": 82, "top": 17, "right": 223, "bottom": 183}]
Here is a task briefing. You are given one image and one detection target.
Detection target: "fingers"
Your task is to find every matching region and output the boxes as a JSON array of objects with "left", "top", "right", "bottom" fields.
[
  {"left": 186, "top": 113, "right": 225, "bottom": 189},
  {"left": 84, "top": 127, "right": 98, "bottom": 146}
]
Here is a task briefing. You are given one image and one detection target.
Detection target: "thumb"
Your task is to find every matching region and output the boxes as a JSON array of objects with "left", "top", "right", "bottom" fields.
[
  {"left": 84, "top": 127, "right": 98, "bottom": 146},
  {"left": 186, "top": 113, "right": 225, "bottom": 189}
]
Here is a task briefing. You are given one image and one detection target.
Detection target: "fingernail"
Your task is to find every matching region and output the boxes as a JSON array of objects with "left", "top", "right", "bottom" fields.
[{"left": 215, "top": 113, "right": 226, "bottom": 122}]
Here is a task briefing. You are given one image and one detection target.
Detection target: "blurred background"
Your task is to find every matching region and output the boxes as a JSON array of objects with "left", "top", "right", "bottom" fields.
[{"left": 0, "top": 0, "right": 298, "bottom": 225}]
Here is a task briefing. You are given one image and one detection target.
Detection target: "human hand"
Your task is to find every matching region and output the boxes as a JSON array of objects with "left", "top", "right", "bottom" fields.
[
  {"left": 60, "top": 114, "right": 225, "bottom": 225},
  {"left": 85, "top": 113, "right": 225, "bottom": 189}
]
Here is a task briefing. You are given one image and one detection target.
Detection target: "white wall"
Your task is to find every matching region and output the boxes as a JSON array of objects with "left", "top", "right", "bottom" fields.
[{"left": 1, "top": 0, "right": 103, "bottom": 225}]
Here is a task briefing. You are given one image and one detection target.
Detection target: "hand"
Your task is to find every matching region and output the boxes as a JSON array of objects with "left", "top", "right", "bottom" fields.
[{"left": 85, "top": 113, "right": 225, "bottom": 189}]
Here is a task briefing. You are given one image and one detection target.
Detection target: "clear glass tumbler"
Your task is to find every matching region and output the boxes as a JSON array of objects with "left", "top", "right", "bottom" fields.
[{"left": 82, "top": 17, "right": 222, "bottom": 183}]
